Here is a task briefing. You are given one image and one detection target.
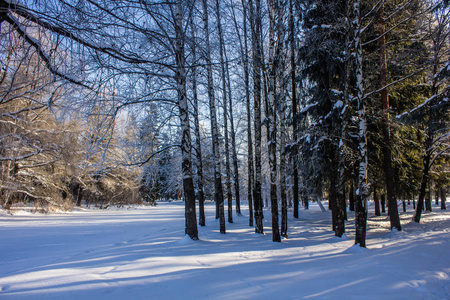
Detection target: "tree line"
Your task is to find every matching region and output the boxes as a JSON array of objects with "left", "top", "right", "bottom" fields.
[{"left": 0, "top": 0, "right": 448, "bottom": 247}]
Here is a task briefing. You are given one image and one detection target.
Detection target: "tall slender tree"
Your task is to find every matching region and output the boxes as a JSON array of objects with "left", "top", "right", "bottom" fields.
[
  {"left": 234, "top": 0, "right": 254, "bottom": 225},
  {"left": 215, "top": 0, "right": 233, "bottom": 224},
  {"left": 377, "top": 2, "right": 402, "bottom": 231},
  {"left": 354, "top": 0, "right": 368, "bottom": 248},
  {"left": 290, "top": 0, "right": 300, "bottom": 219},
  {"left": 189, "top": 16, "right": 206, "bottom": 226},
  {"left": 249, "top": 0, "right": 264, "bottom": 234},
  {"left": 201, "top": 0, "right": 226, "bottom": 233}
]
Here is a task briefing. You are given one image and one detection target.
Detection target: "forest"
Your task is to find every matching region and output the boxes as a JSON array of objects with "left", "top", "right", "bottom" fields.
[{"left": 0, "top": 0, "right": 449, "bottom": 249}]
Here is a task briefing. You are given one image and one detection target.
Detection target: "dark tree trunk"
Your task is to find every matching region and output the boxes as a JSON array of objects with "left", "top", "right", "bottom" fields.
[
  {"left": 343, "top": 186, "right": 347, "bottom": 220},
  {"left": 289, "top": 0, "right": 299, "bottom": 219},
  {"left": 377, "top": 4, "right": 401, "bottom": 232},
  {"left": 278, "top": 8, "right": 288, "bottom": 239},
  {"left": 414, "top": 136, "right": 432, "bottom": 223},
  {"left": 402, "top": 200, "right": 406, "bottom": 212},
  {"left": 381, "top": 193, "right": 386, "bottom": 213},
  {"left": 335, "top": 157, "right": 346, "bottom": 237},
  {"left": 355, "top": 197, "right": 367, "bottom": 247},
  {"left": 349, "top": 180, "right": 355, "bottom": 211},
  {"left": 303, "top": 193, "right": 309, "bottom": 209},
  {"left": 268, "top": 0, "right": 280, "bottom": 243},
  {"left": 425, "top": 195, "right": 432, "bottom": 212},
  {"left": 441, "top": 187, "right": 446, "bottom": 210},
  {"left": 249, "top": 0, "right": 264, "bottom": 234},
  {"left": 336, "top": 0, "right": 352, "bottom": 231},
  {"left": 374, "top": 188, "right": 381, "bottom": 216},
  {"left": 243, "top": 0, "right": 254, "bottom": 226},
  {"left": 435, "top": 188, "right": 440, "bottom": 205},
  {"left": 329, "top": 159, "right": 338, "bottom": 232}
]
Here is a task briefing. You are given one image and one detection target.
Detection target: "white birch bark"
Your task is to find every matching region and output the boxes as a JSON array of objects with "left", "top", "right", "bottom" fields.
[
  {"left": 353, "top": 0, "right": 367, "bottom": 247},
  {"left": 174, "top": 0, "right": 198, "bottom": 240},
  {"left": 201, "top": 0, "right": 225, "bottom": 233}
]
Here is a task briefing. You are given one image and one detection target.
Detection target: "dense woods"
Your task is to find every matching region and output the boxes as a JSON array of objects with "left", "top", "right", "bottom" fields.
[{"left": 0, "top": 0, "right": 449, "bottom": 246}]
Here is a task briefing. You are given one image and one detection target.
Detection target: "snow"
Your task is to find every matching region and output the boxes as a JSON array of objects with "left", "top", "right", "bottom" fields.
[
  {"left": 0, "top": 202, "right": 449, "bottom": 299},
  {"left": 334, "top": 100, "right": 344, "bottom": 109},
  {"left": 396, "top": 95, "right": 437, "bottom": 119},
  {"left": 300, "top": 102, "right": 318, "bottom": 114}
]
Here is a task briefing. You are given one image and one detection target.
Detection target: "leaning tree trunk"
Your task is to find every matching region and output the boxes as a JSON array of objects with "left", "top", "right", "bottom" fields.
[
  {"left": 215, "top": 0, "right": 233, "bottom": 224},
  {"left": 201, "top": 0, "right": 225, "bottom": 233},
  {"left": 377, "top": 3, "right": 401, "bottom": 231},
  {"left": 175, "top": 1, "right": 198, "bottom": 240},
  {"left": 354, "top": 0, "right": 367, "bottom": 247},
  {"left": 190, "top": 18, "right": 206, "bottom": 227}
]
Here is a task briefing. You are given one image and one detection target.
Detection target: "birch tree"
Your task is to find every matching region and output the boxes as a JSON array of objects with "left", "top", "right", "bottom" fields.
[
  {"left": 201, "top": 0, "right": 226, "bottom": 233},
  {"left": 354, "top": 0, "right": 368, "bottom": 247}
]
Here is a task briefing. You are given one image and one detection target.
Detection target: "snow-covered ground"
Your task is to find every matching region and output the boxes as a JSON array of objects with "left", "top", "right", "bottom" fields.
[{"left": 0, "top": 201, "right": 449, "bottom": 299}]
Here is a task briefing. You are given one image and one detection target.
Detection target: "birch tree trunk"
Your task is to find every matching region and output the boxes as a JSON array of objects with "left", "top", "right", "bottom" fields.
[
  {"left": 243, "top": 0, "right": 254, "bottom": 224},
  {"left": 234, "top": 0, "right": 253, "bottom": 225},
  {"left": 224, "top": 50, "right": 241, "bottom": 216},
  {"left": 353, "top": 0, "right": 368, "bottom": 248},
  {"left": 175, "top": 0, "right": 198, "bottom": 240},
  {"left": 201, "top": 0, "right": 225, "bottom": 233},
  {"left": 215, "top": 0, "right": 233, "bottom": 224},
  {"left": 267, "top": 0, "right": 280, "bottom": 242},
  {"left": 278, "top": 53, "right": 288, "bottom": 238},
  {"left": 278, "top": 9, "right": 288, "bottom": 238},
  {"left": 334, "top": 0, "right": 352, "bottom": 238},
  {"left": 189, "top": 18, "right": 206, "bottom": 227}
]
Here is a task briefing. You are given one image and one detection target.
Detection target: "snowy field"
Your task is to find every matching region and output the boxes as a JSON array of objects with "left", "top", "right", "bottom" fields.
[{"left": 0, "top": 201, "right": 449, "bottom": 300}]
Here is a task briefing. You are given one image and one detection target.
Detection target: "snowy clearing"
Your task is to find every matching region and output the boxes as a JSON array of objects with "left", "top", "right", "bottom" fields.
[{"left": 0, "top": 202, "right": 449, "bottom": 299}]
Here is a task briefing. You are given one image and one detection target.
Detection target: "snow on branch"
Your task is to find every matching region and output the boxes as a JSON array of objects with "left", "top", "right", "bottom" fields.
[
  {"left": 300, "top": 102, "right": 318, "bottom": 114},
  {"left": 4, "top": 13, "right": 87, "bottom": 88}
]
